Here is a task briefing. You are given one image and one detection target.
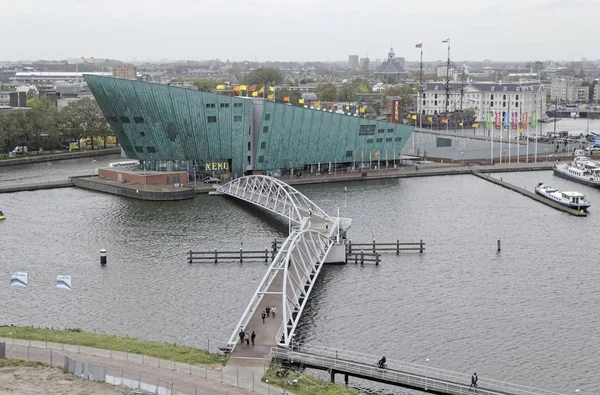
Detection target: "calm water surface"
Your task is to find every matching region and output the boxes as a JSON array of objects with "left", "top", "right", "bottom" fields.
[{"left": 0, "top": 162, "right": 598, "bottom": 393}]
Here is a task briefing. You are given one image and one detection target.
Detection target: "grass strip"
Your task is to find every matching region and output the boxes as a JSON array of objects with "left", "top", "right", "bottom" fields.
[
  {"left": 262, "top": 364, "right": 362, "bottom": 394},
  {"left": 0, "top": 326, "right": 226, "bottom": 366}
]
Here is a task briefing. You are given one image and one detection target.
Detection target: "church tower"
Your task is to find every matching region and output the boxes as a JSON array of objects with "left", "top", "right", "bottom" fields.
[{"left": 388, "top": 47, "right": 395, "bottom": 61}]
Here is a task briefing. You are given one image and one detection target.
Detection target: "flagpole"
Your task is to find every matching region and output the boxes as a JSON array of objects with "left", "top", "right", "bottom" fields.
[
  {"left": 526, "top": 111, "right": 529, "bottom": 162},
  {"left": 518, "top": 106, "right": 521, "bottom": 163},
  {"left": 508, "top": 103, "right": 511, "bottom": 164},
  {"left": 490, "top": 111, "right": 493, "bottom": 164},
  {"left": 500, "top": 112, "right": 503, "bottom": 163},
  {"left": 419, "top": 44, "right": 424, "bottom": 155}
]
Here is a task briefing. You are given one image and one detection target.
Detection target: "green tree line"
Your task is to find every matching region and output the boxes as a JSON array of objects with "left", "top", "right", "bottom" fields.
[{"left": 0, "top": 98, "right": 112, "bottom": 155}]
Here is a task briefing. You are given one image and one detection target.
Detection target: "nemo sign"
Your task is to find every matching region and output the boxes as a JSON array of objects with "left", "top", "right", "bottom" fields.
[{"left": 205, "top": 162, "right": 229, "bottom": 171}]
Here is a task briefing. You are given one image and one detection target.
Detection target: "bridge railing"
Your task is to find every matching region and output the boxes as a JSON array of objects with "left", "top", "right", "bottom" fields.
[{"left": 276, "top": 344, "right": 565, "bottom": 395}]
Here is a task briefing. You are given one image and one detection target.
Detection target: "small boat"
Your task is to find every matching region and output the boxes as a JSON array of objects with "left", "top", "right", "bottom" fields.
[
  {"left": 553, "top": 156, "right": 600, "bottom": 188},
  {"left": 535, "top": 183, "right": 591, "bottom": 211},
  {"left": 0, "top": 210, "right": 5, "bottom": 221}
]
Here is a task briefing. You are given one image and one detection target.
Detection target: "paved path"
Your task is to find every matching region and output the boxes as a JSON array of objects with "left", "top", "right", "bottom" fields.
[{"left": 1, "top": 338, "right": 274, "bottom": 395}]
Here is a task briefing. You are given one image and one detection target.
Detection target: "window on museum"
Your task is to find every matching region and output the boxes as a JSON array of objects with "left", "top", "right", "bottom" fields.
[
  {"left": 515, "top": 102, "right": 519, "bottom": 107},
  {"left": 248, "top": 142, "right": 251, "bottom": 150},
  {"left": 265, "top": 113, "right": 271, "bottom": 121},
  {"left": 120, "top": 116, "right": 130, "bottom": 123},
  {"left": 386, "top": 138, "right": 393, "bottom": 142},
  {"left": 263, "top": 126, "right": 269, "bottom": 133},
  {"left": 490, "top": 101, "right": 494, "bottom": 107},
  {"left": 376, "top": 138, "right": 383, "bottom": 142},
  {"left": 503, "top": 95, "right": 506, "bottom": 100},
  {"left": 516, "top": 95, "right": 519, "bottom": 100},
  {"left": 258, "top": 155, "right": 265, "bottom": 163},
  {"left": 133, "top": 116, "right": 145, "bottom": 124},
  {"left": 207, "top": 116, "right": 217, "bottom": 123},
  {"left": 434, "top": 100, "right": 438, "bottom": 106},
  {"left": 345, "top": 150, "right": 353, "bottom": 158},
  {"left": 490, "top": 94, "right": 494, "bottom": 100},
  {"left": 366, "top": 138, "right": 374, "bottom": 143},
  {"left": 234, "top": 115, "right": 242, "bottom": 122},
  {"left": 378, "top": 129, "right": 384, "bottom": 133},
  {"left": 261, "top": 142, "right": 266, "bottom": 149},
  {"left": 147, "top": 146, "right": 157, "bottom": 153},
  {"left": 109, "top": 116, "right": 119, "bottom": 123},
  {"left": 206, "top": 103, "right": 216, "bottom": 108},
  {"left": 135, "top": 146, "right": 144, "bottom": 153},
  {"left": 248, "top": 156, "right": 251, "bottom": 164},
  {"left": 387, "top": 128, "right": 394, "bottom": 133},
  {"left": 139, "top": 132, "right": 145, "bottom": 137},
  {"left": 234, "top": 103, "right": 243, "bottom": 108},
  {"left": 491, "top": 86, "right": 495, "bottom": 91},
  {"left": 435, "top": 94, "right": 438, "bottom": 99},
  {"left": 503, "top": 102, "right": 506, "bottom": 107},
  {"left": 395, "top": 137, "right": 403, "bottom": 142},
  {"left": 220, "top": 103, "right": 230, "bottom": 108}
]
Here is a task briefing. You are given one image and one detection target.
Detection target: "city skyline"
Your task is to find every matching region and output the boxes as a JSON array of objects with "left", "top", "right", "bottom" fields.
[{"left": 3, "top": 0, "right": 599, "bottom": 63}]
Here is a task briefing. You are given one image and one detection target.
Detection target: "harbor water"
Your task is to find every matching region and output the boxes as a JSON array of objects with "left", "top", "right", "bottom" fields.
[{"left": 0, "top": 161, "right": 599, "bottom": 393}]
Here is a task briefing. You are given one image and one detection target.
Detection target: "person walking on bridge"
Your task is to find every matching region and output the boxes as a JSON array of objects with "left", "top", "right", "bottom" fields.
[
  {"left": 251, "top": 331, "right": 256, "bottom": 346},
  {"left": 261, "top": 311, "right": 266, "bottom": 323},
  {"left": 239, "top": 329, "right": 245, "bottom": 345},
  {"left": 470, "top": 373, "right": 478, "bottom": 389},
  {"left": 271, "top": 306, "right": 276, "bottom": 318},
  {"left": 266, "top": 306, "right": 271, "bottom": 318}
]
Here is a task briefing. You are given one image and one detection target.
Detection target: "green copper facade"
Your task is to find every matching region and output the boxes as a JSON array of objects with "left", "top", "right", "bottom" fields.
[{"left": 85, "top": 75, "right": 413, "bottom": 175}]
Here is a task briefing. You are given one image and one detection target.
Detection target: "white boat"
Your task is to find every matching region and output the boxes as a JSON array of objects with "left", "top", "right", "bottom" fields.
[
  {"left": 535, "top": 183, "right": 591, "bottom": 211},
  {"left": 109, "top": 160, "right": 140, "bottom": 168},
  {"left": 553, "top": 156, "right": 600, "bottom": 188}
]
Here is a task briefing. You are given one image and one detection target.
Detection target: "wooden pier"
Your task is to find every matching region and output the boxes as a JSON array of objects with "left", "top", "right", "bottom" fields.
[
  {"left": 347, "top": 239, "right": 425, "bottom": 254},
  {"left": 472, "top": 171, "right": 588, "bottom": 217},
  {"left": 188, "top": 239, "right": 282, "bottom": 263},
  {"left": 346, "top": 251, "right": 381, "bottom": 265}
]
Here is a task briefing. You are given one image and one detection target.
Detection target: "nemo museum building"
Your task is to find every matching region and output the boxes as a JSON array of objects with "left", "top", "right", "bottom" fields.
[{"left": 85, "top": 75, "right": 414, "bottom": 182}]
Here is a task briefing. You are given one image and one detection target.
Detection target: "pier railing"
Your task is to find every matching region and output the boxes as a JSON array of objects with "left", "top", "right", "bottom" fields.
[
  {"left": 271, "top": 344, "right": 566, "bottom": 395},
  {"left": 347, "top": 239, "right": 425, "bottom": 254}
]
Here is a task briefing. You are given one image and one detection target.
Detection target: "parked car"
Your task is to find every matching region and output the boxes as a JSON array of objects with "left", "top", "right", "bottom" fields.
[{"left": 204, "top": 177, "right": 220, "bottom": 184}]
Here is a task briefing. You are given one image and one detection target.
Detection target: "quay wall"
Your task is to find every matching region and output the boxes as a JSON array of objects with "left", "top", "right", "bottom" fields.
[
  {"left": 71, "top": 177, "right": 195, "bottom": 201},
  {"left": 0, "top": 148, "right": 121, "bottom": 167}
]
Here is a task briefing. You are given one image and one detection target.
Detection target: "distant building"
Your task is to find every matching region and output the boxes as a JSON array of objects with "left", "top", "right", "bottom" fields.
[
  {"left": 0, "top": 91, "right": 27, "bottom": 108},
  {"left": 112, "top": 66, "right": 137, "bottom": 80},
  {"left": 359, "top": 57, "right": 370, "bottom": 71},
  {"left": 68, "top": 57, "right": 106, "bottom": 65},
  {"left": 595, "top": 84, "right": 600, "bottom": 104},
  {"left": 11, "top": 72, "right": 112, "bottom": 84},
  {"left": 374, "top": 48, "right": 407, "bottom": 83},
  {"left": 348, "top": 55, "right": 359, "bottom": 70},
  {"left": 421, "top": 81, "right": 546, "bottom": 124},
  {"left": 550, "top": 78, "right": 589, "bottom": 103}
]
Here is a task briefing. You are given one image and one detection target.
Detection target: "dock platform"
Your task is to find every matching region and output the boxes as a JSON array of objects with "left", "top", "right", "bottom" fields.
[{"left": 472, "top": 171, "right": 587, "bottom": 217}]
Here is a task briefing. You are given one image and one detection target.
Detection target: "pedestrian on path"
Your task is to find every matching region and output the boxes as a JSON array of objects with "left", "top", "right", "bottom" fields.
[
  {"left": 470, "top": 373, "right": 478, "bottom": 389},
  {"left": 261, "top": 311, "right": 266, "bottom": 323},
  {"left": 239, "top": 329, "right": 245, "bottom": 344},
  {"left": 251, "top": 331, "right": 256, "bottom": 346},
  {"left": 266, "top": 306, "right": 271, "bottom": 318},
  {"left": 245, "top": 331, "right": 250, "bottom": 346},
  {"left": 271, "top": 306, "right": 276, "bottom": 318}
]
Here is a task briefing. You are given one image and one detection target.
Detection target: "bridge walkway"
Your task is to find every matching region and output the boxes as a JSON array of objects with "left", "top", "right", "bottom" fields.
[{"left": 270, "top": 345, "right": 566, "bottom": 395}]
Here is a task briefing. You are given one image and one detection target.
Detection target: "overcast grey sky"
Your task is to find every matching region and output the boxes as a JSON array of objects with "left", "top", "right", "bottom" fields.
[{"left": 3, "top": 0, "right": 597, "bottom": 62}]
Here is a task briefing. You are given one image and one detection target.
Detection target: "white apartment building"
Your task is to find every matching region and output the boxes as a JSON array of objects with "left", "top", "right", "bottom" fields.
[
  {"left": 550, "top": 77, "right": 589, "bottom": 103},
  {"left": 420, "top": 81, "right": 546, "bottom": 123}
]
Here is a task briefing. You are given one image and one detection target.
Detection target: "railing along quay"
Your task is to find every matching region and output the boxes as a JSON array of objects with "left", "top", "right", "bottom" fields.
[{"left": 270, "top": 344, "right": 567, "bottom": 395}]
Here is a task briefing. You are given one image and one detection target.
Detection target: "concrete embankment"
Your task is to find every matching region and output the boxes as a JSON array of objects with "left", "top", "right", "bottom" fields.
[
  {"left": 71, "top": 176, "right": 195, "bottom": 201},
  {"left": 0, "top": 180, "right": 74, "bottom": 194},
  {"left": 472, "top": 171, "right": 587, "bottom": 217},
  {"left": 0, "top": 148, "right": 121, "bottom": 167}
]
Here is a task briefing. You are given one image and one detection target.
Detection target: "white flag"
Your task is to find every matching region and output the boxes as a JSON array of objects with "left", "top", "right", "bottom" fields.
[
  {"left": 10, "top": 272, "right": 28, "bottom": 287},
  {"left": 56, "top": 275, "right": 72, "bottom": 290}
]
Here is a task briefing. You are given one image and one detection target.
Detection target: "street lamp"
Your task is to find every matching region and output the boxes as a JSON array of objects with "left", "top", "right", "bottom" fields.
[
  {"left": 545, "top": 148, "right": 548, "bottom": 161},
  {"left": 91, "top": 159, "right": 97, "bottom": 177},
  {"left": 460, "top": 151, "right": 464, "bottom": 166},
  {"left": 425, "top": 358, "right": 429, "bottom": 391}
]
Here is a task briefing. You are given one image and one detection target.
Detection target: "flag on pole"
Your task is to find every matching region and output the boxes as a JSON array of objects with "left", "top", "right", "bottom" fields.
[
  {"left": 252, "top": 91, "right": 258, "bottom": 97},
  {"left": 495, "top": 112, "right": 501, "bottom": 130},
  {"left": 283, "top": 96, "right": 290, "bottom": 102},
  {"left": 523, "top": 112, "right": 529, "bottom": 129},
  {"left": 269, "top": 86, "right": 275, "bottom": 92},
  {"left": 345, "top": 105, "right": 350, "bottom": 110},
  {"left": 56, "top": 275, "right": 72, "bottom": 290},
  {"left": 361, "top": 151, "right": 364, "bottom": 159},
  {"left": 472, "top": 123, "right": 479, "bottom": 128},
  {"left": 411, "top": 114, "right": 417, "bottom": 120},
  {"left": 441, "top": 119, "right": 448, "bottom": 124},
  {"left": 374, "top": 151, "right": 380, "bottom": 158},
  {"left": 415, "top": 43, "right": 423, "bottom": 48},
  {"left": 486, "top": 111, "right": 492, "bottom": 128},
  {"left": 459, "top": 122, "right": 464, "bottom": 126},
  {"left": 248, "top": 86, "right": 255, "bottom": 92},
  {"left": 298, "top": 98, "right": 304, "bottom": 104},
  {"left": 257, "top": 86, "right": 265, "bottom": 94},
  {"left": 441, "top": 38, "right": 450, "bottom": 43},
  {"left": 314, "top": 101, "right": 321, "bottom": 107},
  {"left": 531, "top": 111, "right": 537, "bottom": 127},
  {"left": 359, "top": 107, "right": 365, "bottom": 113},
  {"left": 427, "top": 117, "right": 433, "bottom": 122},
  {"left": 239, "top": 85, "right": 247, "bottom": 91},
  {"left": 267, "top": 94, "right": 274, "bottom": 100},
  {"left": 216, "top": 85, "right": 225, "bottom": 90},
  {"left": 10, "top": 272, "right": 28, "bottom": 287}
]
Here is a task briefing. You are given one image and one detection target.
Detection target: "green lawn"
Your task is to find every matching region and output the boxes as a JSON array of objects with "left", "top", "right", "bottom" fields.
[
  {"left": 262, "top": 365, "right": 363, "bottom": 395},
  {"left": 0, "top": 326, "right": 226, "bottom": 366}
]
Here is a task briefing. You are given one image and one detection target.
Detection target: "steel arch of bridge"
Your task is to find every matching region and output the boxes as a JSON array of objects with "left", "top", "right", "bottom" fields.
[
  {"left": 227, "top": 228, "right": 334, "bottom": 350},
  {"left": 216, "top": 175, "right": 332, "bottom": 226}
]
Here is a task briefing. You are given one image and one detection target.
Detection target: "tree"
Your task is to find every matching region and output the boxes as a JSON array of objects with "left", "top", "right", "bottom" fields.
[
  {"left": 242, "top": 67, "right": 284, "bottom": 86},
  {"left": 0, "top": 111, "right": 27, "bottom": 155},
  {"left": 25, "top": 97, "right": 58, "bottom": 151},
  {"left": 382, "top": 85, "right": 416, "bottom": 108},
  {"left": 59, "top": 99, "right": 109, "bottom": 149},
  {"left": 314, "top": 83, "right": 337, "bottom": 102},
  {"left": 192, "top": 78, "right": 219, "bottom": 92}
]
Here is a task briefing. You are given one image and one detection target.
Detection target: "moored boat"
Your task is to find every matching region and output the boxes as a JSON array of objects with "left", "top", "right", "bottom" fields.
[
  {"left": 553, "top": 156, "right": 600, "bottom": 188},
  {"left": 535, "top": 183, "right": 591, "bottom": 211}
]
